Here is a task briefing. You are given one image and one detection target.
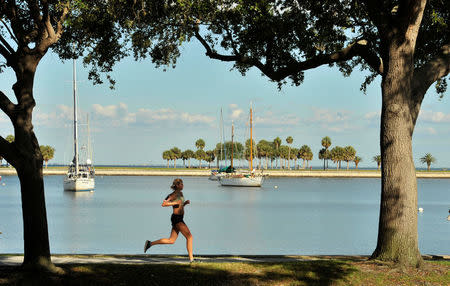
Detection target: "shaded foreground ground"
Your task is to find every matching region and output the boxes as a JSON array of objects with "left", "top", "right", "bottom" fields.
[{"left": 0, "top": 255, "right": 448, "bottom": 285}]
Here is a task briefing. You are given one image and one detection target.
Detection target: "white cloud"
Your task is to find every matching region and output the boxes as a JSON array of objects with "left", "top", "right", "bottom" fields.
[
  {"left": 230, "top": 109, "right": 244, "bottom": 120},
  {"left": 228, "top": 103, "right": 244, "bottom": 120},
  {"left": 416, "top": 126, "right": 438, "bottom": 135},
  {"left": 33, "top": 105, "right": 73, "bottom": 126},
  {"left": 91, "top": 103, "right": 215, "bottom": 127},
  {"left": 254, "top": 113, "right": 300, "bottom": 127},
  {"left": 302, "top": 107, "right": 363, "bottom": 133},
  {"left": 364, "top": 111, "right": 380, "bottom": 120},
  {"left": 419, "top": 110, "right": 450, "bottom": 123},
  {"left": 310, "top": 107, "right": 351, "bottom": 123},
  {"left": 180, "top": 112, "right": 215, "bottom": 124},
  {"left": 92, "top": 103, "right": 128, "bottom": 118}
]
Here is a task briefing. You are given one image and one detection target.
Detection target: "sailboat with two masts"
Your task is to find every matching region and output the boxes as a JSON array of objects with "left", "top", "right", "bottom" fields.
[
  {"left": 63, "top": 58, "right": 95, "bottom": 191},
  {"left": 218, "top": 104, "right": 266, "bottom": 187}
]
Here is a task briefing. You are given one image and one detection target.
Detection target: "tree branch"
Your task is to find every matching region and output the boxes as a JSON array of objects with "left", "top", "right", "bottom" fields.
[
  {"left": 0, "top": 90, "right": 16, "bottom": 119},
  {"left": 0, "top": 135, "right": 18, "bottom": 167},
  {"left": 412, "top": 44, "right": 450, "bottom": 100},
  {"left": 37, "top": 0, "right": 69, "bottom": 52},
  {"left": 397, "top": 0, "right": 426, "bottom": 40},
  {"left": 195, "top": 28, "right": 383, "bottom": 82},
  {"left": 0, "top": 41, "right": 12, "bottom": 62},
  {"left": 6, "top": 0, "right": 26, "bottom": 44},
  {"left": 0, "top": 19, "right": 19, "bottom": 45},
  {"left": 54, "top": 2, "right": 69, "bottom": 38},
  {"left": 362, "top": 0, "right": 391, "bottom": 34},
  {"left": 26, "top": 0, "right": 42, "bottom": 25}
]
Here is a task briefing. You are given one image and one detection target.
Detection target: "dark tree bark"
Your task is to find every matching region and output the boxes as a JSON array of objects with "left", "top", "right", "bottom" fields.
[
  {"left": 372, "top": 48, "right": 422, "bottom": 266},
  {"left": 369, "top": 0, "right": 429, "bottom": 267},
  {"left": 12, "top": 54, "right": 54, "bottom": 269}
]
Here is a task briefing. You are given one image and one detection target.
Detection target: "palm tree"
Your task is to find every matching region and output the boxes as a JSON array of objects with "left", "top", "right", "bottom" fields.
[
  {"left": 420, "top": 153, "right": 436, "bottom": 171},
  {"left": 318, "top": 148, "right": 330, "bottom": 169},
  {"left": 40, "top": 145, "right": 55, "bottom": 168},
  {"left": 286, "top": 136, "right": 293, "bottom": 169},
  {"left": 195, "top": 149, "right": 206, "bottom": 168},
  {"left": 373, "top": 155, "right": 382, "bottom": 170},
  {"left": 195, "top": 138, "right": 205, "bottom": 150},
  {"left": 279, "top": 145, "right": 289, "bottom": 169},
  {"left": 162, "top": 150, "right": 172, "bottom": 168},
  {"left": 298, "top": 145, "right": 311, "bottom": 169},
  {"left": 257, "top": 140, "right": 272, "bottom": 170},
  {"left": 170, "top": 147, "right": 181, "bottom": 168},
  {"left": 343, "top": 146, "right": 356, "bottom": 170},
  {"left": 330, "top": 146, "right": 344, "bottom": 170},
  {"left": 205, "top": 150, "right": 215, "bottom": 168},
  {"left": 354, "top": 156, "right": 362, "bottom": 169},
  {"left": 321, "top": 136, "right": 331, "bottom": 170},
  {"left": 273, "top": 137, "right": 281, "bottom": 169},
  {"left": 305, "top": 149, "right": 313, "bottom": 168},
  {"left": 183, "top": 149, "right": 195, "bottom": 168},
  {"left": 291, "top": 147, "right": 299, "bottom": 169}
]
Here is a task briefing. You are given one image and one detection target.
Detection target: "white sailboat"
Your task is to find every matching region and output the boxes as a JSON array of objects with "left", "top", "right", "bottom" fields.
[
  {"left": 209, "top": 108, "right": 227, "bottom": 181},
  {"left": 219, "top": 104, "right": 266, "bottom": 187},
  {"left": 63, "top": 58, "right": 95, "bottom": 191}
]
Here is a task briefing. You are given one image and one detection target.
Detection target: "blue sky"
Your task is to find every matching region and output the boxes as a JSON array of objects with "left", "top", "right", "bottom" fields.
[{"left": 0, "top": 40, "right": 449, "bottom": 168}]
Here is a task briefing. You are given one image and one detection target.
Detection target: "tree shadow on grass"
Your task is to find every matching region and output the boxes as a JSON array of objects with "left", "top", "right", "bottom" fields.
[{"left": 0, "top": 260, "right": 356, "bottom": 286}]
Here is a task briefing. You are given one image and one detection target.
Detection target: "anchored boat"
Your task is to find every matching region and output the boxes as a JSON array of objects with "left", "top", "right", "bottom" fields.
[
  {"left": 219, "top": 104, "right": 266, "bottom": 187},
  {"left": 63, "top": 58, "right": 95, "bottom": 191}
]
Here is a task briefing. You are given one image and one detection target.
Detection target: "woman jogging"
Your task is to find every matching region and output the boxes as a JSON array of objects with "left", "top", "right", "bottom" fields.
[{"left": 144, "top": 178, "right": 194, "bottom": 262}]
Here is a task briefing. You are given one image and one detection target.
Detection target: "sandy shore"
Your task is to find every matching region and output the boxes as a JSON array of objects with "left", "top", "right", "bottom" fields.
[{"left": 0, "top": 167, "right": 449, "bottom": 178}]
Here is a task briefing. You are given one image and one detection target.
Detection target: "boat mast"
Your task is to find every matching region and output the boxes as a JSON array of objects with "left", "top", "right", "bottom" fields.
[
  {"left": 87, "top": 114, "right": 92, "bottom": 163},
  {"left": 73, "top": 57, "right": 79, "bottom": 175},
  {"left": 220, "top": 108, "right": 226, "bottom": 167},
  {"left": 231, "top": 121, "right": 234, "bottom": 169},
  {"left": 250, "top": 104, "right": 253, "bottom": 171}
]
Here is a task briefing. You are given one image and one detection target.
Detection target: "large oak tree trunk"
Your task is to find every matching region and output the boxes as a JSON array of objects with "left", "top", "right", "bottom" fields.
[
  {"left": 371, "top": 44, "right": 422, "bottom": 267},
  {"left": 11, "top": 55, "right": 54, "bottom": 270}
]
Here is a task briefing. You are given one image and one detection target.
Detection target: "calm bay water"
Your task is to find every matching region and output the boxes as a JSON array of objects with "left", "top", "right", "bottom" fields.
[{"left": 0, "top": 175, "right": 448, "bottom": 255}]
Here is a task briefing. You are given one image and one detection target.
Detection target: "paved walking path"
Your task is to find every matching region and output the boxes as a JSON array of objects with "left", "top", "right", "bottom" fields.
[{"left": 1, "top": 254, "right": 448, "bottom": 266}]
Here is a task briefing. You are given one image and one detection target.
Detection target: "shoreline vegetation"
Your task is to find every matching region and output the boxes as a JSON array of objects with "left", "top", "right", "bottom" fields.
[{"left": 0, "top": 167, "right": 449, "bottom": 178}]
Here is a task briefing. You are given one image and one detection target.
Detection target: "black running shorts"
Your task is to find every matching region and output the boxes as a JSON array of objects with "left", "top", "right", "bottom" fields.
[{"left": 171, "top": 214, "right": 185, "bottom": 227}]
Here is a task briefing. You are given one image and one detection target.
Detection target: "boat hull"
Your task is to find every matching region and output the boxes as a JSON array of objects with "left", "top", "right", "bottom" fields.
[
  {"left": 63, "top": 177, "right": 95, "bottom": 191},
  {"left": 219, "top": 175, "right": 264, "bottom": 187}
]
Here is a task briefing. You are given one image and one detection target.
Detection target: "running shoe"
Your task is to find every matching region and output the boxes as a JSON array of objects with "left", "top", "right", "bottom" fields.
[{"left": 144, "top": 240, "right": 151, "bottom": 253}]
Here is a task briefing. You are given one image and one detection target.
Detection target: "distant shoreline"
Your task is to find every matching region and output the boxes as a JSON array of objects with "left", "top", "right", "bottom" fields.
[{"left": 0, "top": 167, "right": 449, "bottom": 178}]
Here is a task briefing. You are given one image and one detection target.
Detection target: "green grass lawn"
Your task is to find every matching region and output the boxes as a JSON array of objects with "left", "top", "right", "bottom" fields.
[{"left": 1, "top": 260, "right": 448, "bottom": 285}]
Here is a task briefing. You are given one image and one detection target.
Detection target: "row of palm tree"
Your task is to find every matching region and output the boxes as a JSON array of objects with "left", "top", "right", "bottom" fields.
[
  {"left": 162, "top": 137, "right": 360, "bottom": 170},
  {"left": 162, "top": 137, "right": 438, "bottom": 170}
]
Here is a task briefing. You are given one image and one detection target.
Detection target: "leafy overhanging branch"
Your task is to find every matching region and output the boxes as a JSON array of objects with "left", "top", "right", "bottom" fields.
[
  {"left": 413, "top": 43, "right": 450, "bottom": 96},
  {"left": 195, "top": 25, "right": 383, "bottom": 82},
  {"left": 410, "top": 43, "right": 450, "bottom": 124}
]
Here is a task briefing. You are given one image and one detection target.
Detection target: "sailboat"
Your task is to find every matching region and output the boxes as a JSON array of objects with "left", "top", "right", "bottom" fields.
[
  {"left": 63, "top": 58, "right": 95, "bottom": 191},
  {"left": 218, "top": 104, "right": 266, "bottom": 187},
  {"left": 209, "top": 108, "right": 228, "bottom": 181}
]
